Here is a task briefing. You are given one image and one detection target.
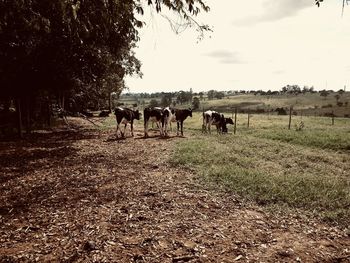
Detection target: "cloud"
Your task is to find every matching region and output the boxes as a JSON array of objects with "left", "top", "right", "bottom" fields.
[
  {"left": 233, "top": 0, "right": 313, "bottom": 26},
  {"left": 204, "top": 50, "right": 244, "bottom": 64}
]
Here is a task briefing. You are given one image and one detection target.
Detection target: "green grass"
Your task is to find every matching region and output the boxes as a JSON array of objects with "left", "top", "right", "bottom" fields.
[
  {"left": 185, "top": 112, "right": 350, "bottom": 151},
  {"left": 171, "top": 113, "right": 350, "bottom": 226}
]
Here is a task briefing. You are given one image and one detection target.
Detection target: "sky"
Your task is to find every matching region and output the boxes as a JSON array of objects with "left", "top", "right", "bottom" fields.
[{"left": 125, "top": 0, "right": 350, "bottom": 93}]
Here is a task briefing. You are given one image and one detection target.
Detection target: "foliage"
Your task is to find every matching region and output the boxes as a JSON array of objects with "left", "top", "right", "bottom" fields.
[
  {"left": 207, "top": 90, "right": 225, "bottom": 100},
  {"left": 281, "top": 85, "right": 302, "bottom": 95},
  {"left": 192, "top": 96, "right": 200, "bottom": 110},
  {"left": 0, "top": 0, "right": 142, "bottom": 99},
  {"left": 176, "top": 90, "right": 192, "bottom": 104},
  {"left": 0, "top": 0, "right": 210, "bottom": 133},
  {"left": 320, "top": 90, "right": 330, "bottom": 99},
  {"left": 160, "top": 93, "right": 173, "bottom": 107},
  {"left": 149, "top": 99, "right": 159, "bottom": 107}
]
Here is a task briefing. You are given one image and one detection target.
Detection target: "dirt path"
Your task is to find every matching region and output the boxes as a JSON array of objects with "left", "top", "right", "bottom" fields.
[{"left": 0, "top": 123, "right": 349, "bottom": 262}]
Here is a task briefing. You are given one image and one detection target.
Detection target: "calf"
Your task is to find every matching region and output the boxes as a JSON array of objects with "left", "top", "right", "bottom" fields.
[
  {"left": 173, "top": 108, "right": 192, "bottom": 136},
  {"left": 202, "top": 110, "right": 226, "bottom": 134},
  {"left": 144, "top": 107, "right": 165, "bottom": 137},
  {"left": 114, "top": 107, "right": 140, "bottom": 138},
  {"left": 162, "top": 107, "right": 175, "bottom": 136},
  {"left": 222, "top": 117, "right": 234, "bottom": 133}
]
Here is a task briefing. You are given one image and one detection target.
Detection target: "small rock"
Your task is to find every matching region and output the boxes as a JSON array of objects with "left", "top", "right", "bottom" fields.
[{"left": 83, "top": 241, "right": 97, "bottom": 251}]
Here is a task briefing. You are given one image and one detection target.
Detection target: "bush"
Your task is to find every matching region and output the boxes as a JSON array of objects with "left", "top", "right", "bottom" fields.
[{"left": 321, "top": 104, "right": 333, "bottom": 108}]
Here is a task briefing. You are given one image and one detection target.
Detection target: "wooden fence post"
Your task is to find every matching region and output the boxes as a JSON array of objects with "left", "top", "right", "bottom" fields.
[
  {"left": 288, "top": 106, "right": 292, "bottom": 130},
  {"left": 247, "top": 113, "right": 250, "bottom": 128},
  {"left": 234, "top": 108, "right": 237, "bottom": 134}
]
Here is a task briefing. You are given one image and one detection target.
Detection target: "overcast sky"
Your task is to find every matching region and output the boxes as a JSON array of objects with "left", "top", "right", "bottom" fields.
[{"left": 125, "top": 0, "right": 350, "bottom": 93}]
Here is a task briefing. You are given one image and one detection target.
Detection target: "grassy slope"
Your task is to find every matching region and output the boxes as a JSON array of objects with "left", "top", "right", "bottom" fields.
[
  {"left": 200, "top": 93, "right": 350, "bottom": 116},
  {"left": 172, "top": 112, "right": 350, "bottom": 226}
]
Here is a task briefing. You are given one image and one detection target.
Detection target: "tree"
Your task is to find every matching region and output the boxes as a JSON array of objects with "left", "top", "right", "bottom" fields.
[
  {"left": 338, "top": 89, "right": 345, "bottom": 95},
  {"left": 335, "top": 94, "right": 340, "bottom": 104},
  {"left": 0, "top": 0, "right": 210, "bottom": 135},
  {"left": 214, "top": 91, "right": 225, "bottom": 99},
  {"left": 176, "top": 91, "right": 191, "bottom": 104},
  {"left": 192, "top": 97, "right": 200, "bottom": 110},
  {"left": 320, "top": 90, "right": 329, "bottom": 100},
  {"left": 149, "top": 99, "right": 159, "bottom": 108},
  {"left": 207, "top": 90, "right": 215, "bottom": 100},
  {"left": 160, "top": 93, "right": 172, "bottom": 107},
  {"left": 198, "top": 92, "right": 204, "bottom": 100}
]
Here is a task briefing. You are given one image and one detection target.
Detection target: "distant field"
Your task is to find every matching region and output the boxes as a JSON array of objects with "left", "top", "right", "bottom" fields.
[
  {"left": 171, "top": 112, "right": 350, "bottom": 226},
  {"left": 118, "top": 92, "right": 350, "bottom": 117},
  {"left": 200, "top": 93, "right": 350, "bottom": 116}
]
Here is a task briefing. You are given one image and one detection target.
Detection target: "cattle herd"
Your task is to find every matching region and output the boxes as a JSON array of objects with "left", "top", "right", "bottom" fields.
[{"left": 113, "top": 107, "right": 234, "bottom": 138}]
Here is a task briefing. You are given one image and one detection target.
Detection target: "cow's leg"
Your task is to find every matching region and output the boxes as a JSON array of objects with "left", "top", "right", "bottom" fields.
[
  {"left": 116, "top": 120, "right": 121, "bottom": 138},
  {"left": 181, "top": 121, "right": 184, "bottom": 136},
  {"left": 177, "top": 122, "right": 180, "bottom": 136},
  {"left": 208, "top": 121, "right": 212, "bottom": 134},
  {"left": 165, "top": 119, "right": 170, "bottom": 137},
  {"left": 122, "top": 123, "right": 127, "bottom": 137},
  {"left": 116, "top": 123, "right": 119, "bottom": 138},
  {"left": 163, "top": 119, "right": 167, "bottom": 137},
  {"left": 130, "top": 120, "right": 134, "bottom": 137},
  {"left": 159, "top": 121, "right": 164, "bottom": 137},
  {"left": 144, "top": 120, "right": 149, "bottom": 137}
]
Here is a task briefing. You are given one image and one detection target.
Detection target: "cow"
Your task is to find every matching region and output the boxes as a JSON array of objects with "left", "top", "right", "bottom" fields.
[
  {"left": 222, "top": 117, "right": 234, "bottom": 133},
  {"left": 173, "top": 108, "right": 192, "bottom": 136},
  {"left": 144, "top": 107, "right": 165, "bottom": 137},
  {"left": 202, "top": 110, "right": 227, "bottom": 134},
  {"left": 162, "top": 107, "right": 176, "bottom": 136},
  {"left": 114, "top": 107, "right": 140, "bottom": 138}
]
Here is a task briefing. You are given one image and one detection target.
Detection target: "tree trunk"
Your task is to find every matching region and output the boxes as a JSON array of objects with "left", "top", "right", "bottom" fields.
[
  {"left": 16, "top": 98, "right": 23, "bottom": 139},
  {"left": 47, "top": 97, "right": 51, "bottom": 127}
]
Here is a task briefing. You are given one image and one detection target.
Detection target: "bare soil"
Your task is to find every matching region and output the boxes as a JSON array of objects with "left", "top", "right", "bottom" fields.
[{"left": 0, "top": 119, "right": 349, "bottom": 262}]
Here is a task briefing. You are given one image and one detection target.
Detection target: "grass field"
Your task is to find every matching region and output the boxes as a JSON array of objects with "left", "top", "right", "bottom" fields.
[
  {"left": 104, "top": 94, "right": 350, "bottom": 226},
  {"left": 199, "top": 93, "right": 350, "bottom": 116},
  {"left": 171, "top": 112, "right": 350, "bottom": 226}
]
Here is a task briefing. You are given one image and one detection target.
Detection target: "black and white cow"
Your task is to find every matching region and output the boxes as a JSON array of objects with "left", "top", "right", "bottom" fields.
[
  {"left": 173, "top": 108, "right": 192, "bottom": 136},
  {"left": 222, "top": 117, "right": 234, "bottom": 133},
  {"left": 202, "top": 110, "right": 226, "bottom": 134},
  {"left": 162, "top": 107, "right": 175, "bottom": 136},
  {"left": 144, "top": 107, "right": 165, "bottom": 137},
  {"left": 114, "top": 107, "right": 140, "bottom": 138}
]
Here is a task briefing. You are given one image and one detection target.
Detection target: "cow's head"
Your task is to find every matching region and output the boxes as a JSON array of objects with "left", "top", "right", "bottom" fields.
[
  {"left": 225, "top": 117, "right": 234, "bottom": 125},
  {"left": 188, "top": 108, "right": 193, "bottom": 117},
  {"left": 134, "top": 109, "right": 141, "bottom": 120}
]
